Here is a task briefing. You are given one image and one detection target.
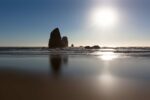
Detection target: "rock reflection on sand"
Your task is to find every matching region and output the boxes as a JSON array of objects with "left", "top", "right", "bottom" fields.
[{"left": 49, "top": 54, "right": 68, "bottom": 75}]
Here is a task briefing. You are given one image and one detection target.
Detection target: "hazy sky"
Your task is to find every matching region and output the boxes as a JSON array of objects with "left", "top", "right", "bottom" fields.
[{"left": 0, "top": 0, "right": 150, "bottom": 47}]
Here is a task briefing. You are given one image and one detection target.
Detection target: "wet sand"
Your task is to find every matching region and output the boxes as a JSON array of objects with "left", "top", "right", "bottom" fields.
[
  {"left": 0, "top": 70, "right": 150, "bottom": 100},
  {"left": 0, "top": 54, "right": 150, "bottom": 100}
]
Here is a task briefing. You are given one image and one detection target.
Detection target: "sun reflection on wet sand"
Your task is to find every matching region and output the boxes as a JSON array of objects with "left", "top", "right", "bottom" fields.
[
  {"left": 100, "top": 73, "right": 114, "bottom": 84},
  {"left": 100, "top": 52, "right": 118, "bottom": 61},
  {"left": 97, "top": 52, "right": 119, "bottom": 93},
  {"left": 92, "top": 50, "right": 119, "bottom": 61},
  {"left": 98, "top": 70, "right": 117, "bottom": 95}
]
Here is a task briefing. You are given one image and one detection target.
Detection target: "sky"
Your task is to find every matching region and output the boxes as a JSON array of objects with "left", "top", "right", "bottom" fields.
[{"left": 0, "top": 0, "right": 150, "bottom": 47}]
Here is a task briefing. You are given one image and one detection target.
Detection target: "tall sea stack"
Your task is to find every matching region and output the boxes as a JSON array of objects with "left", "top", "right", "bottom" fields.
[
  {"left": 48, "top": 28, "right": 69, "bottom": 48},
  {"left": 48, "top": 28, "right": 62, "bottom": 48}
]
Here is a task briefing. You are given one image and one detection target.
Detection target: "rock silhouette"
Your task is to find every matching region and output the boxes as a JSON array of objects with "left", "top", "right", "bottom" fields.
[
  {"left": 62, "top": 36, "right": 68, "bottom": 47},
  {"left": 48, "top": 28, "right": 69, "bottom": 48},
  {"left": 84, "top": 46, "right": 91, "bottom": 49},
  {"left": 84, "top": 45, "right": 100, "bottom": 49},
  {"left": 71, "top": 44, "right": 74, "bottom": 47},
  {"left": 92, "top": 45, "right": 100, "bottom": 49},
  {"left": 48, "top": 28, "right": 62, "bottom": 48}
]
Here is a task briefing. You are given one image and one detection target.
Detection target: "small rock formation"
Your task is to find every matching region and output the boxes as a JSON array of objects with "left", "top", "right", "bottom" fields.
[
  {"left": 48, "top": 28, "right": 69, "bottom": 48},
  {"left": 92, "top": 45, "right": 100, "bottom": 49},
  {"left": 84, "top": 45, "right": 100, "bottom": 49},
  {"left": 71, "top": 44, "right": 74, "bottom": 47},
  {"left": 62, "top": 36, "right": 68, "bottom": 47},
  {"left": 84, "top": 46, "right": 91, "bottom": 49}
]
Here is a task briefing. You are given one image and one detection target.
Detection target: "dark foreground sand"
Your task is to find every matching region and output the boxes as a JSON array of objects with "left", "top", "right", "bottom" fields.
[{"left": 0, "top": 70, "right": 150, "bottom": 100}]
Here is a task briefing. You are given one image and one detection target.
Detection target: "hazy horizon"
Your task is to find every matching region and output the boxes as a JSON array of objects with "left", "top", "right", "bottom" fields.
[{"left": 0, "top": 0, "right": 150, "bottom": 47}]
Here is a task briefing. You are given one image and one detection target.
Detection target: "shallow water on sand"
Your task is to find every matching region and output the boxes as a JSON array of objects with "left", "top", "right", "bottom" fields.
[{"left": 0, "top": 49, "right": 150, "bottom": 100}]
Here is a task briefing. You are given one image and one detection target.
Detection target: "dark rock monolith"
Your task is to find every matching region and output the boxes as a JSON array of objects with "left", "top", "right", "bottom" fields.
[{"left": 48, "top": 28, "right": 62, "bottom": 48}]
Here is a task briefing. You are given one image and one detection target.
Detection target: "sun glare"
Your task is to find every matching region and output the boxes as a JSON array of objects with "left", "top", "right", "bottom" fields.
[{"left": 91, "top": 7, "right": 118, "bottom": 29}]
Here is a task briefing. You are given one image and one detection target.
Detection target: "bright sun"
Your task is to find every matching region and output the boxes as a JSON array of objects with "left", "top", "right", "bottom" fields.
[{"left": 91, "top": 7, "right": 118, "bottom": 29}]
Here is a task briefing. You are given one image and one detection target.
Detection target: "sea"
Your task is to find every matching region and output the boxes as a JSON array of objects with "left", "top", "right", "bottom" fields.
[{"left": 0, "top": 47, "right": 150, "bottom": 100}]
